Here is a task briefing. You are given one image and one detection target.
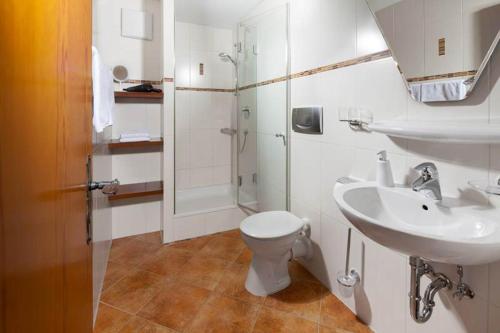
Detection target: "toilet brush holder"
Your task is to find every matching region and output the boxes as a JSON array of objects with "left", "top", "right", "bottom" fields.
[
  {"left": 337, "top": 269, "right": 360, "bottom": 287},
  {"left": 336, "top": 228, "right": 360, "bottom": 288}
]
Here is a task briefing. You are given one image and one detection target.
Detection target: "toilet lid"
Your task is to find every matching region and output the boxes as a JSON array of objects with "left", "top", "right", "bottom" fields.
[{"left": 240, "top": 211, "right": 304, "bottom": 239}]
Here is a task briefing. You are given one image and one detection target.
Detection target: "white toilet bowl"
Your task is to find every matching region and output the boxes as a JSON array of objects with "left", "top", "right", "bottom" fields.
[{"left": 240, "top": 211, "right": 313, "bottom": 296}]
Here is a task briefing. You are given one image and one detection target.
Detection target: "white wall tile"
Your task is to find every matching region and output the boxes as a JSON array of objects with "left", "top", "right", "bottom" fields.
[
  {"left": 112, "top": 201, "right": 162, "bottom": 239},
  {"left": 291, "top": 0, "right": 356, "bottom": 72},
  {"left": 173, "top": 214, "right": 206, "bottom": 240},
  {"left": 291, "top": 137, "right": 322, "bottom": 212},
  {"left": 112, "top": 153, "right": 161, "bottom": 183},
  {"left": 205, "top": 208, "right": 240, "bottom": 234},
  {"left": 190, "top": 167, "right": 213, "bottom": 187},
  {"left": 175, "top": 22, "right": 234, "bottom": 192},
  {"left": 489, "top": 304, "right": 500, "bottom": 333},
  {"left": 175, "top": 21, "right": 190, "bottom": 53}
]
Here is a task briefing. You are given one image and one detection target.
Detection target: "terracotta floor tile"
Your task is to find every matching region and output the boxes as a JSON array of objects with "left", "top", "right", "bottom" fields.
[
  {"left": 103, "top": 262, "right": 131, "bottom": 291},
  {"left": 199, "top": 236, "right": 246, "bottom": 262},
  {"left": 134, "top": 231, "right": 163, "bottom": 245},
  {"left": 138, "top": 280, "right": 211, "bottom": 331},
  {"left": 264, "top": 279, "right": 327, "bottom": 322},
  {"left": 169, "top": 235, "right": 214, "bottom": 253},
  {"left": 101, "top": 270, "right": 164, "bottom": 314},
  {"left": 94, "top": 303, "right": 132, "bottom": 333},
  {"left": 185, "top": 294, "right": 260, "bottom": 333},
  {"left": 235, "top": 247, "right": 252, "bottom": 265},
  {"left": 319, "top": 326, "right": 369, "bottom": 333},
  {"left": 179, "top": 255, "right": 231, "bottom": 290},
  {"left": 253, "top": 307, "right": 318, "bottom": 333},
  {"left": 289, "top": 260, "right": 319, "bottom": 283},
  {"left": 140, "top": 247, "right": 192, "bottom": 277},
  {"left": 220, "top": 229, "right": 241, "bottom": 239},
  {"left": 109, "top": 237, "right": 135, "bottom": 262},
  {"left": 320, "top": 293, "right": 372, "bottom": 333},
  {"left": 97, "top": 231, "right": 371, "bottom": 333},
  {"left": 117, "top": 316, "right": 176, "bottom": 333},
  {"left": 215, "top": 262, "right": 265, "bottom": 305},
  {"left": 111, "top": 239, "right": 163, "bottom": 267}
]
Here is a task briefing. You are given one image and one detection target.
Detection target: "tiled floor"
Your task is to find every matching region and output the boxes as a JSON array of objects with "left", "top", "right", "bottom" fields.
[{"left": 94, "top": 230, "right": 372, "bottom": 333}]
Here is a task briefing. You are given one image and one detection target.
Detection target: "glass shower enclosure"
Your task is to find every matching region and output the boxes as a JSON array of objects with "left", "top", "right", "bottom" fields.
[
  {"left": 236, "top": 5, "right": 290, "bottom": 213},
  {"left": 173, "top": 4, "right": 289, "bottom": 216}
]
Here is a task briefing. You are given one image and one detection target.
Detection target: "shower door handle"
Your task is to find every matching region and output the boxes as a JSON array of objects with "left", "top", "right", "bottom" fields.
[{"left": 275, "top": 133, "right": 286, "bottom": 146}]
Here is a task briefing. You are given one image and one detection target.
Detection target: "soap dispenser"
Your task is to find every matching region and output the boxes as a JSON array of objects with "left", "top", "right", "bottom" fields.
[{"left": 376, "top": 150, "right": 394, "bottom": 187}]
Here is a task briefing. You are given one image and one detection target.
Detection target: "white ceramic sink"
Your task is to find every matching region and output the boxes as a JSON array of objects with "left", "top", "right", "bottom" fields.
[{"left": 334, "top": 181, "right": 500, "bottom": 265}]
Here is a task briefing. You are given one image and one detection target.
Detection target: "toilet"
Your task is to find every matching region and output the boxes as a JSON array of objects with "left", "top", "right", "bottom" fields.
[{"left": 240, "top": 211, "right": 313, "bottom": 296}]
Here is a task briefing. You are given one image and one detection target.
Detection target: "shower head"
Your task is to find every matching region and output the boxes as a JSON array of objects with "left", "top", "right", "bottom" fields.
[{"left": 218, "top": 52, "right": 237, "bottom": 66}]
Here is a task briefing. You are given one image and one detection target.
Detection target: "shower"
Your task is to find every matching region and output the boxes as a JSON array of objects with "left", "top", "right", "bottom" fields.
[
  {"left": 218, "top": 52, "right": 237, "bottom": 66},
  {"left": 219, "top": 52, "right": 238, "bottom": 95}
]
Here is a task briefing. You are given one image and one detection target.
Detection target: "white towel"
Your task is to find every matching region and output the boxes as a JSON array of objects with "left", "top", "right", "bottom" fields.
[
  {"left": 119, "top": 133, "right": 151, "bottom": 142},
  {"left": 92, "top": 46, "right": 114, "bottom": 132},
  {"left": 410, "top": 79, "right": 468, "bottom": 102}
]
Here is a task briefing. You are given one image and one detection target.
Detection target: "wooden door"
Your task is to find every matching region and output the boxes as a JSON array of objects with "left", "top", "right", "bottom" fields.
[{"left": 0, "top": 0, "right": 93, "bottom": 332}]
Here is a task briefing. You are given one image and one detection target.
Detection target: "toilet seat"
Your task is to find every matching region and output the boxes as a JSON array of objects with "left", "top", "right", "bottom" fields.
[{"left": 240, "top": 211, "right": 304, "bottom": 239}]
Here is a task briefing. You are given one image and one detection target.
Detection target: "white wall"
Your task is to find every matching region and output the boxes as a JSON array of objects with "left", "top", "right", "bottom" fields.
[
  {"left": 285, "top": 0, "right": 500, "bottom": 332},
  {"left": 94, "top": 0, "right": 163, "bottom": 81},
  {"left": 174, "top": 22, "right": 235, "bottom": 190},
  {"left": 94, "top": 0, "right": 163, "bottom": 239}
]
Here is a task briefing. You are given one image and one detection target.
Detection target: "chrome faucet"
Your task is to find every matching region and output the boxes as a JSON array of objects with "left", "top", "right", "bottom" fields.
[{"left": 411, "top": 162, "right": 442, "bottom": 200}]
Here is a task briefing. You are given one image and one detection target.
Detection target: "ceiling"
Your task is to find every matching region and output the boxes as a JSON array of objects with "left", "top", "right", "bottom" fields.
[{"left": 175, "top": 0, "right": 263, "bottom": 29}]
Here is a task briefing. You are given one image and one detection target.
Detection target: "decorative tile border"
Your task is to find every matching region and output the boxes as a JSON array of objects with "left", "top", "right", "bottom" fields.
[
  {"left": 175, "top": 87, "right": 235, "bottom": 93},
  {"left": 407, "top": 70, "right": 477, "bottom": 83},
  {"left": 120, "top": 78, "right": 174, "bottom": 85},
  {"left": 239, "top": 49, "right": 392, "bottom": 91},
  {"left": 123, "top": 79, "right": 164, "bottom": 85}
]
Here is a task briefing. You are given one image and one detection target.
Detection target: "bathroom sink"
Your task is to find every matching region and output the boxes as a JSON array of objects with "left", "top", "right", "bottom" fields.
[{"left": 334, "top": 182, "right": 500, "bottom": 265}]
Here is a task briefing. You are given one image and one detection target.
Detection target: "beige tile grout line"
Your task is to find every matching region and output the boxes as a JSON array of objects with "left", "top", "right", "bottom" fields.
[{"left": 98, "top": 301, "right": 182, "bottom": 332}]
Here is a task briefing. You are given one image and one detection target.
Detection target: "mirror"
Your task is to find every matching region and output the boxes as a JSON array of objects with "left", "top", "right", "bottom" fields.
[
  {"left": 112, "top": 65, "right": 129, "bottom": 89},
  {"left": 365, "top": 0, "right": 500, "bottom": 102}
]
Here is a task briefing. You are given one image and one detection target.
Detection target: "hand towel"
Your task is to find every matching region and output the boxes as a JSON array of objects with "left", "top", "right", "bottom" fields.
[
  {"left": 410, "top": 79, "right": 467, "bottom": 102},
  {"left": 92, "top": 46, "right": 114, "bottom": 132}
]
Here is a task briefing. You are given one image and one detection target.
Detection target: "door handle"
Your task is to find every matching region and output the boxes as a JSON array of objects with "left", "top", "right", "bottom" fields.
[
  {"left": 275, "top": 133, "right": 286, "bottom": 146},
  {"left": 88, "top": 179, "right": 120, "bottom": 195}
]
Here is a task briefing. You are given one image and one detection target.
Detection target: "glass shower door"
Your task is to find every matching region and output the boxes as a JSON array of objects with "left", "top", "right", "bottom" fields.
[{"left": 237, "top": 5, "right": 289, "bottom": 212}]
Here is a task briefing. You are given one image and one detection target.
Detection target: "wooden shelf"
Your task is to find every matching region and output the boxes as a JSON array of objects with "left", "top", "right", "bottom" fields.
[
  {"left": 108, "top": 181, "right": 163, "bottom": 201},
  {"left": 114, "top": 91, "right": 164, "bottom": 103},
  {"left": 108, "top": 138, "right": 163, "bottom": 151}
]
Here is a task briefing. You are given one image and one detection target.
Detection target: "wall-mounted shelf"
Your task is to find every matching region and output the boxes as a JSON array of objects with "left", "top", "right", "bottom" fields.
[
  {"left": 368, "top": 121, "right": 500, "bottom": 144},
  {"left": 107, "top": 138, "right": 163, "bottom": 151},
  {"left": 114, "top": 91, "right": 164, "bottom": 103},
  {"left": 108, "top": 181, "right": 163, "bottom": 201}
]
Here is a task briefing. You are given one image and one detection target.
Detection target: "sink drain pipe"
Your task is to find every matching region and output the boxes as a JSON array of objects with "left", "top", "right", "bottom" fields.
[{"left": 409, "top": 256, "right": 452, "bottom": 323}]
